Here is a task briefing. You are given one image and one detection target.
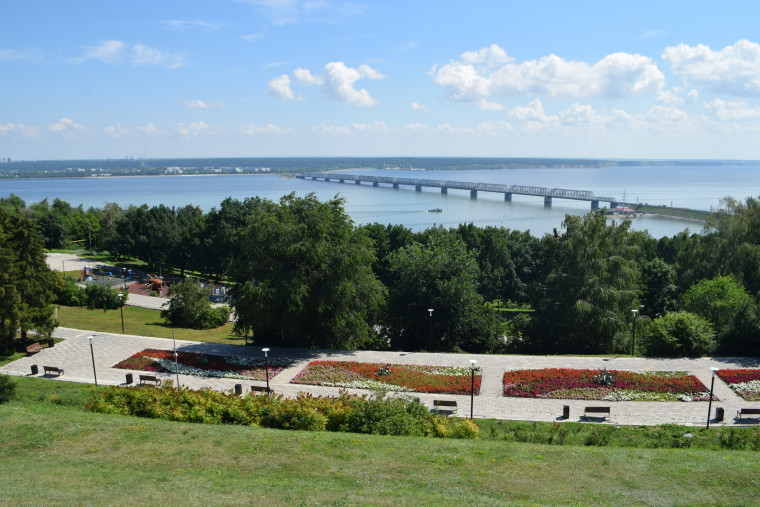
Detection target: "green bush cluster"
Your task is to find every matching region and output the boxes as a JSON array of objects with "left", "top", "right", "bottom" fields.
[
  {"left": 0, "top": 374, "right": 17, "bottom": 404},
  {"left": 86, "top": 385, "right": 478, "bottom": 439},
  {"left": 56, "top": 282, "right": 126, "bottom": 310}
]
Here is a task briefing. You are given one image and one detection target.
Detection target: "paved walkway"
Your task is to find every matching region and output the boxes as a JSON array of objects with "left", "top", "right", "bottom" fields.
[{"left": 3, "top": 327, "right": 759, "bottom": 427}]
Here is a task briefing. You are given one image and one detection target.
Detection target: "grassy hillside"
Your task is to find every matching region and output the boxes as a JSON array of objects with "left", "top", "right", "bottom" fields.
[
  {"left": 636, "top": 204, "right": 713, "bottom": 221},
  {"left": 2, "top": 377, "right": 760, "bottom": 505}
]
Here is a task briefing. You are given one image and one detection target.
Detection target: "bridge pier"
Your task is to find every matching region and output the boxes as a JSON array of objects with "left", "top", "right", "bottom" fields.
[
  {"left": 610, "top": 201, "right": 618, "bottom": 209},
  {"left": 355, "top": 180, "right": 361, "bottom": 184},
  {"left": 504, "top": 192, "right": 512, "bottom": 202},
  {"left": 441, "top": 187, "right": 447, "bottom": 194},
  {"left": 311, "top": 176, "right": 317, "bottom": 180},
  {"left": 339, "top": 179, "right": 344, "bottom": 183},
  {"left": 470, "top": 190, "right": 477, "bottom": 198},
  {"left": 415, "top": 185, "right": 422, "bottom": 192},
  {"left": 591, "top": 200, "right": 599, "bottom": 210},
  {"left": 393, "top": 183, "right": 399, "bottom": 189},
  {"left": 373, "top": 182, "right": 379, "bottom": 187},
  {"left": 544, "top": 196, "right": 552, "bottom": 206}
]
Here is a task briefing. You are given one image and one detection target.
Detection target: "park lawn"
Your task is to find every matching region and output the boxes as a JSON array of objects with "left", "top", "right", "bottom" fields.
[
  {"left": 56, "top": 305, "right": 245, "bottom": 345},
  {"left": 1, "top": 378, "right": 760, "bottom": 505}
]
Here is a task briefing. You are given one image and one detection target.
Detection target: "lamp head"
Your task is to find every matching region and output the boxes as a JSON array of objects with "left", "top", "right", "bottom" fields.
[
  {"left": 632, "top": 309, "right": 638, "bottom": 316},
  {"left": 428, "top": 308, "right": 434, "bottom": 315},
  {"left": 469, "top": 359, "right": 477, "bottom": 369},
  {"left": 710, "top": 367, "right": 719, "bottom": 375},
  {"left": 88, "top": 335, "right": 94, "bottom": 344},
  {"left": 262, "top": 347, "right": 270, "bottom": 357}
]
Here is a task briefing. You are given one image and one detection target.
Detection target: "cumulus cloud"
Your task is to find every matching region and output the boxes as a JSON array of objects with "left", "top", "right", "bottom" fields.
[
  {"left": 411, "top": 102, "right": 428, "bottom": 111},
  {"left": 0, "top": 122, "right": 40, "bottom": 137},
  {"left": 69, "top": 40, "right": 184, "bottom": 68},
  {"left": 186, "top": 99, "right": 211, "bottom": 109},
  {"left": 705, "top": 98, "right": 760, "bottom": 121},
  {"left": 271, "top": 62, "right": 385, "bottom": 106},
  {"left": 268, "top": 74, "right": 296, "bottom": 100},
  {"left": 177, "top": 121, "right": 220, "bottom": 137},
  {"left": 103, "top": 124, "right": 129, "bottom": 137},
  {"left": 352, "top": 121, "right": 392, "bottom": 133},
  {"left": 48, "top": 117, "right": 86, "bottom": 133},
  {"left": 136, "top": 123, "right": 166, "bottom": 136},
  {"left": 663, "top": 39, "right": 760, "bottom": 96},
  {"left": 312, "top": 123, "right": 351, "bottom": 135},
  {"left": 432, "top": 44, "right": 665, "bottom": 105},
  {"left": 655, "top": 89, "right": 685, "bottom": 105},
  {"left": 238, "top": 124, "right": 290, "bottom": 135}
]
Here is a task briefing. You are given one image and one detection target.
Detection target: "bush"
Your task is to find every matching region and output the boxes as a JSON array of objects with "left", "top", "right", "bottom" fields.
[
  {"left": 450, "top": 419, "right": 480, "bottom": 439},
  {"left": 0, "top": 374, "right": 17, "bottom": 403},
  {"left": 162, "top": 278, "right": 227, "bottom": 329},
  {"left": 56, "top": 282, "right": 126, "bottom": 310},
  {"left": 644, "top": 312, "right": 716, "bottom": 357}
]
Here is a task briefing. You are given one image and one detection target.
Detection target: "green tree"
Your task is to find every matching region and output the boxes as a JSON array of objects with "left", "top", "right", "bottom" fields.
[
  {"left": 161, "top": 278, "right": 228, "bottom": 329},
  {"left": 385, "top": 230, "right": 502, "bottom": 353},
  {"left": 644, "top": 312, "right": 715, "bottom": 357},
  {"left": 682, "top": 275, "right": 753, "bottom": 337},
  {"left": 529, "top": 211, "right": 641, "bottom": 354},
  {"left": 229, "top": 193, "right": 386, "bottom": 349},
  {"left": 641, "top": 258, "right": 679, "bottom": 317}
]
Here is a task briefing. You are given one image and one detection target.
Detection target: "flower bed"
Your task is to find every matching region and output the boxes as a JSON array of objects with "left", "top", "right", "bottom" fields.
[
  {"left": 113, "top": 349, "right": 291, "bottom": 381},
  {"left": 290, "top": 361, "right": 481, "bottom": 395},
  {"left": 503, "top": 368, "right": 715, "bottom": 402},
  {"left": 716, "top": 369, "right": 760, "bottom": 401}
]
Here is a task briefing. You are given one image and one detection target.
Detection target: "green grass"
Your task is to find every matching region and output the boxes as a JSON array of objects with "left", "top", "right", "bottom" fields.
[
  {"left": 2, "top": 377, "right": 760, "bottom": 505},
  {"left": 57, "top": 305, "right": 245, "bottom": 345},
  {"left": 636, "top": 204, "right": 713, "bottom": 221}
]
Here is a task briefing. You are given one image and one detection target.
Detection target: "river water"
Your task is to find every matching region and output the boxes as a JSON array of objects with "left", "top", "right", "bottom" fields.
[{"left": 3, "top": 164, "right": 759, "bottom": 237}]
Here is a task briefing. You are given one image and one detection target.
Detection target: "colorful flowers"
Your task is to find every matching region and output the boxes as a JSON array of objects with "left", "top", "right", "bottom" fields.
[
  {"left": 717, "top": 369, "right": 760, "bottom": 401},
  {"left": 503, "top": 368, "right": 714, "bottom": 402},
  {"left": 291, "top": 361, "right": 481, "bottom": 395},
  {"left": 113, "top": 349, "right": 291, "bottom": 381}
]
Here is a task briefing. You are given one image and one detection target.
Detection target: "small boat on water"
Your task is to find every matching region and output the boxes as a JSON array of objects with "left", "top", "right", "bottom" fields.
[{"left": 428, "top": 208, "right": 442, "bottom": 213}]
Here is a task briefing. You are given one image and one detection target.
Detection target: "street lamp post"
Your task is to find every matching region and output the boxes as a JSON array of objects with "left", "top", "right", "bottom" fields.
[
  {"left": 172, "top": 328, "right": 180, "bottom": 388},
  {"left": 262, "top": 348, "right": 270, "bottom": 394},
  {"left": 469, "top": 359, "right": 477, "bottom": 419},
  {"left": 118, "top": 293, "right": 125, "bottom": 334},
  {"left": 427, "top": 308, "right": 434, "bottom": 351},
  {"left": 88, "top": 336, "right": 98, "bottom": 386},
  {"left": 631, "top": 309, "right": 639, "bottom": 356},
  {"left": 707, "top": 367, "right": 719, "bottom": 429}
]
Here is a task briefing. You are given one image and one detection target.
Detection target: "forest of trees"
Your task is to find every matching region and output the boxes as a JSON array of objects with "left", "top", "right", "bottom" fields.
[{"left": 3, "top": 191, "right": 760, "bottom": 357}]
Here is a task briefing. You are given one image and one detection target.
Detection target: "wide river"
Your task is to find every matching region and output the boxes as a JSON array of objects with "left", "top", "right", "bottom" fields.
[{"left": 3, "top": 165, "right": 760, "bottom": 237}]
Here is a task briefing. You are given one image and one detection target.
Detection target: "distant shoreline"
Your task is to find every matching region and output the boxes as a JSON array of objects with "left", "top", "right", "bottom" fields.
[{"left": 607, "top": 211, "right": 707, "bottom": 223}]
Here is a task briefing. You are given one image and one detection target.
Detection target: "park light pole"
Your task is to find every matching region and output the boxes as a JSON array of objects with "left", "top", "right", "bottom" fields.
[
  {"left": 262, "top": 348, "right": 270, "bottom": 394},
  {"left": 706, "top": 367, "right": 719, "bottom": 429},
  {"left": 427, "top": 308, "right": 434, "bottom": 351},
  {"left": 469, "top": 359, "right": 477, "bottom": 419},
  {"left": 118, "top": 293, "right": 125, "bottom": 334},
  {"left": 172, "top": 328, "right": 180, "bottom": 388},
  {"left": 631, "top": 309, "right": 639, "bottom": 356},
  {"left": 88, "top": 335, "right": 98, "bottom": 386}
]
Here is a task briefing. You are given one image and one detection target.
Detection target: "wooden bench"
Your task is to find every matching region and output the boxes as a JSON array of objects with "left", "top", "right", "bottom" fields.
[
  {"left": 432, "top": 400, "right": 458, "bottom": 415},
  {"left": 43, "top": 366, "right": 64, "bottom": 376},
  {"left": 139, "top": 375, "right": 161, "bottom": 386},
  {"left": 737, "top": 408, "right": 760, "bottom": 421},
  {"left": 26, "top": 342, "right": 43, "bottom": 356},
  {"left": 583, "top": 406, "right": 610, "bottom": 421},
  {"left": 251, "top": 386, "right": 273, "bottom": 395}
]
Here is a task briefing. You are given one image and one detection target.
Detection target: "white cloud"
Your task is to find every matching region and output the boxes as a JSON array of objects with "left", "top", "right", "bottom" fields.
[
  {"left": 404, "top": 123, "right": 429, "bottom": 132},
  {"left": 433, "top": 44, "right": 665, "bottom": 104},
  {"left": 293, "top": 67, "right": 323, "bottom": 85},
  {"left": 322, "top": 61, "right": 382, "bottom": 106},
  {"left": 460, "top": 44, "right": 512, "bottom": 65},
  {"left": 48, "top": 117, "right": 86, "bottom": 133},
  {"left": 69, "top": 40, "right": 183, "bottom": 68},
  {"left": 646, "top": 105, "right": 688, "bottom": 123},
  {"left": 437, "top": 123, "right": 476, "bottom": 135},
  {"left": 558, "top": 103, "right": 612, "bottom": 128},
  {"left": 235, "top": 0, "right": 367, "bottom": 26},
  {"left": 663, "top": 39, "right": 760, "bottom": 96},
  {"left": 312, "top": 123, "right": 351, "bottom": 135},
  {"left": 509, "top": 99, "right": 560, "bottom": 132},
  {"left": 352, "top": 121, "right": 392, "bottom": 133},
  {"left": 185, "top": 99, "right": 223, "bottom": 109},
  {"left": 241, "top": 33, "right": 265, "bottom": 42},
  {"left": 477, "top": 120, "right": 513, "bottom": 134},
  {"left": 268, "top": 74, "right": 296, "bottom": 100},
  {"left": 474, "top": 98, "right": 504, "bottom": 111},
  {"left": 238, "top": 124, "right": 290, "bottom": 135},
  {"left": 640, "top": 28, "right": 666, "bottom": 39},
  {"left": 705, "top": 98, "right": 760, "bottom": 121},
  {"left": 357, "top": 64, "right": 386, "bottom": 80},
  {"left": 104, "top": 124, "right": 129, "bottom": 137},
  {"left": 0, "top": 48, "right": 42, "bottom": 62},
  {"left": 0, "top": 122, "right": 40, "bottom": 138},
  {"left": 655, "top": 89, "right": 684, "bottom": 105},
  {"left": 687, "top": 89, "right": 699, "bottom": 103},
  {"left": 136, "top": 123, "right": 166, "bottom": 136},
  {"left": 177, "top": 121, "right": 220, "bottom": 137},
  {"left": 411, "top": 102, "right": 428, "bottom": 112},
  {"left": 163, "top": 20, "right": 220, "bottom": 31}
]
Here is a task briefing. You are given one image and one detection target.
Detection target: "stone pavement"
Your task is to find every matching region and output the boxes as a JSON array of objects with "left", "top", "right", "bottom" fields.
[{"left": 3, "top": 327, "right": 760, "bottom": 427}]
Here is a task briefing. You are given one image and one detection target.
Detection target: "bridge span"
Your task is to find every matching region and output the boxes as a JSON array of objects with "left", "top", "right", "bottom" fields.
[{"left": 296, "top": 173, "right": 625, "bottom": 209}]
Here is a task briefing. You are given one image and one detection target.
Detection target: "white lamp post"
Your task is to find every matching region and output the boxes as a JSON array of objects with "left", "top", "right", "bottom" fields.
[
  {"left": 118, "top": 293, "right": 125, "bottom": 334},
  {"left": 631, "top": 309, "right": 639, "bottom": 356},
  {"left": 88, "top": 335, "right": 97, "bottom": 386},
  {"left": 427, "top": 308, "right": 434, "bottom": 351},
  {"left": 262, "top": 348, "right": 270, "bottom": 394},
  {"left": 707, "top": 367, "right": 719, "bottom": 429},
  {"left": 469, "top": 359, "right": 477, "bottom": 419}
]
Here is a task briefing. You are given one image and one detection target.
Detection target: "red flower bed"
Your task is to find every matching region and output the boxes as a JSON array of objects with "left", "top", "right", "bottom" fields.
[
  {"left": 291, "top": 361, "right": 481, "bottom": 395},
  {"left": 503, "top": 368, "right": 712, "bottom": 401},
  {"left": 716, "top": 369, "right": 760, "bottom": 401}
]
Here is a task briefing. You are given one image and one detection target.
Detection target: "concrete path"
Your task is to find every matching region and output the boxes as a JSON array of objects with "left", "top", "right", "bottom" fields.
[{"left": 3, "top": 327, "right": 759, "bottom": 427}]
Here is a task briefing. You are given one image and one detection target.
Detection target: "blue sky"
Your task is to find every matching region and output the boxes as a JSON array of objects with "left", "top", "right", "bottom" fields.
[{"left": 3, "top": 0, "right": 760, "bottom": 160}]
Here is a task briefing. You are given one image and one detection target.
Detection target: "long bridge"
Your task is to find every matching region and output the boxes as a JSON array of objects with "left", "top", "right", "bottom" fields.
[{"left": 296, "top": 173, "right": 627, "bottom": 209}]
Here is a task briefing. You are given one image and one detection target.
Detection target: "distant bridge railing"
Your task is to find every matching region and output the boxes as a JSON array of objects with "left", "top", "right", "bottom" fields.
[{"left": 296, "top": 172, "right": 623, "bottom": 208}]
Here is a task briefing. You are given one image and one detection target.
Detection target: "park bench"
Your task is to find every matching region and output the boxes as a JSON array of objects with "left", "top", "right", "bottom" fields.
[
  {"left": 250, "top": 386, "right": 273, "bottom": 395},
  {"left": 139, "top": 375, "right": 161, "bottom": 386},
  {"left": 43, "top": 366, "right": 64, "bottom": 376},
  {"left": 26, "top": 342, "right": 43, "bottom": 356},
  {"left": 583, "top": 406, "right": 610, "bottom": 421},
  {"left": 432, "top": 400, "right": 458, "bottom": 416},
  {"left": 736, "top": 408, "right": 760, "bottom": 421}
]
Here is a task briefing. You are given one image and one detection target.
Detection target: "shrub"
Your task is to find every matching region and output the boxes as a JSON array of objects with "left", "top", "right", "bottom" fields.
[
  {"left": 0, "top": 374, "right": 17, "bottom": 403},
  {"left": 450, "top": 419, "right": 480, "bottom": 439},
  {"left": 644, "top": 312, "right": 715, "bottom": 357},
  {"left": 162, "top": 278, "right": 228, "bottom": 329}
]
